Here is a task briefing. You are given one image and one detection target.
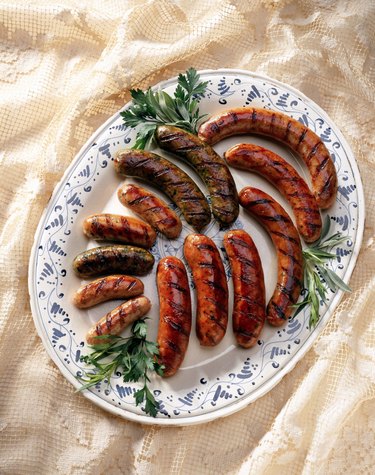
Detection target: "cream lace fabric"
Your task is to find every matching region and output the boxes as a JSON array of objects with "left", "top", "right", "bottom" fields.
[{"left": 0, "top": 1, "right": 374, "bottom": 473}]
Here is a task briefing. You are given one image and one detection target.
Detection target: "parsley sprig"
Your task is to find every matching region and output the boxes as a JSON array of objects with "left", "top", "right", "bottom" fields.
[
  {"left": 78, "top": 319, "right": 164, "bottom": 417},
  {"left": 293, "top": 216, "right": 351, "bottom": 328},
  {"left": 120, "top": 67, "right": 209, "bottom": 149}
]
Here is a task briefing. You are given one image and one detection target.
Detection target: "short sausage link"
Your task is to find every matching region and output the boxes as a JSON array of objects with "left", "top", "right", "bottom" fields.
[{"left": 86, "top": 296, "right": 151, "bottom": 345}]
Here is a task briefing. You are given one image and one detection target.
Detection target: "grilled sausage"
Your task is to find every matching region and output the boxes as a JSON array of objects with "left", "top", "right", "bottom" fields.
[
  {"left": 83, "top": 214, "right": 156, "bottom": 248},
  {"left": 157, "top": 257, "right": 192, "bottom": 377},
  {"left": 198, "top": 108, "right": 337, "bottom": 209},
  {"left": 156, "top": 125, "right": 239, "bottom": 226},
  {"left": 73, "top": 275, "right": 144, "bottom": 308},
  {"left": 183, "top": 234, "right": 228, "bottom": 346},
  {"left": 72, "top": 245, "right": 154, "bottom": 278},
  {"left": 223, "top": 230, "right": 266, "bottom": 348},
  {"left": 239, "top": 187, "right": 303, "bottom": 326},
  {"left": 225, "top": 144, "right": 322, "bottom": 242},
  {"left": 118, "top": 184, "right": 182, "bottom": 239},
  {"left": 86, "top": 296, "right": 151, "bottom": 345},
  {"left": 114, "top": 149, "right": 210, "bottom": 231}
]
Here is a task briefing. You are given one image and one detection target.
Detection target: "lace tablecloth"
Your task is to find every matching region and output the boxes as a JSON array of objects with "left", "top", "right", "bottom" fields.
[{"left": 0, "top": 1, "right": 374, "bottom": 473}]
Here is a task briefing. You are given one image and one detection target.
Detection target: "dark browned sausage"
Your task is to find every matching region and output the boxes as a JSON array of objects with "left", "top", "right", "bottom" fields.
[
  {"left": 83, "top": 214, "right": 156, "bottom": 248},
  {"left": 114, "top": 149, "right": 210, "bottom": 231},
  {"left": 225, "top": 144, "right": 322, "bottom": 242},
  {"left": 73, "top": 275, "right": 144, "bottom": 308},
  {"left": 239, "top": 187, "right": 303, "bottom": 326},
  {"left": 223, "top": 230, "right": 266, "bottom": 347},
  {"left": 157, "top": 256, "right": 192, "bottom": 377},
  {"left": 72, "top": 245, "right": 154, "bottom": 278},
  {"left": 118, "top": 184, "right": 182, "bottom": 239},
  {"left": 86, "top": 296, "right": 151, "bottom": 345},
  {"left": 156, "top": 125, "right": 239, "bottom": 226},
  {"left": 183, "top": 234, "right": 228, "bottom": 346},
  {"left": 198, "top": 108, "right": 337, "bottom": 209}
]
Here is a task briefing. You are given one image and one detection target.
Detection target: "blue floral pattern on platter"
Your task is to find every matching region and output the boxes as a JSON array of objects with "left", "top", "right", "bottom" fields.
[{"left": 30, "top": 70, "right": 363, "bottom": 423}]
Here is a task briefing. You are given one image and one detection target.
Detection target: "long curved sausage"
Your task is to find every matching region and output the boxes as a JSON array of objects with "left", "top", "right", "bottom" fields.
[
  {"left": 72, "top": 245, "right": 154, "bottom": 278},
  {"left": 183, "top": 234, "right": 228, "bottom": 346},
  {"left": 73, "top": 275, "right": 144, "bottom": 308},
  {"left": 225, "top": 144, "right": 322, "bottom": 242},
  {"left": 223, "top": 230, "right": 266, "bottom": 347},
  {"left": 86, "top": 296, "right": 151, "bottom": 345},
  {"left": 114, "top": 149, "right": 210, "bottom": 231},
  {"left": 239, "top": 187, "right": 303, "bottom": 326},
  {"left": 83, "top": 214, "right": 156, "bottom": 248},
  {"left": 156, "top": 125, "right": 239, "bottom": 226},
  {"left": 118, "top": 184, "right": 182, "bottom": 239},
  {"left": 198, "top": 108, "right": 337, "bottom": 209},
  {"left": 157, "top": 257, "right": 192, "bottom": 377}
]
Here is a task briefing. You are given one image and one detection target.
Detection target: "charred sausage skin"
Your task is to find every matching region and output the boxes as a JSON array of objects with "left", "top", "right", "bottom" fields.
[
  {"left": 73, "top": 275, "right": 144, "bottom": 308},
  {"left": 83, "top": 213, "right": 156, "bottom": 248},
  {"left": 239, "top": 187, "right": 303, "bottom": 327},
  {"left": 86, "top": 296, "right": 151, "bottom": 345},
  {"left": 157, "top": 256, "right": 192, "bottom": 377},
  {"left": 223, "top": 230, "right": 266, "bottom": 348},
  {"left": 118, "top": 184, "right": 182, "bottom": 239},
  {"left": 114, "top": 149, "right": 210, "bottom": 231},
  {"left": 198, "top": 108, "right": 337, "bottom": 209},
  {"left": 184, "top": 234, "right": 228, "bottom": 346},
  {"left": 156, "top": 125, "right": 239, "bottom": 226},
  {"left": 225, "top": 144, "right": 322, "bottom": 242},
  {"left": 72, "top": 245, "right": 154, "bottom": 278}
]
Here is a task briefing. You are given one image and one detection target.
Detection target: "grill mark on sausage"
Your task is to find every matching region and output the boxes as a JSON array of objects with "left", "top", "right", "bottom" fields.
[
  {"left": 230, "top": 111, "right": 239, "bottom": 124},
  {"left": 243, "top": 198, "right": 273, "bottom": 207},
  {"left": 208, "top": 313, "right": 227, "bottom": 331},
  {"left": 270, "top": 230, "right": 300, "bottom": 246},
  {"left": 306, "top": 141, "right": 321, "bottom": 162},
  {"left": 281, "top": 266, "right": 303, "bottom": 287},
  {"left": 293, "top": 206, "right": 321, "bottom": 215},
  {"left": 284, "top": 120, "right": 293, "bottom": 141},
  {"left": 298, "top": 128, "right": 308, "bottom": 145},
  {"left": 278, "top": 248, "right": 302, "bottom": 266},
  {"left": 168, "top": 281, "right": 188, "bottom": 293},
  {"left": 127, "top": 195, "right": 150, "bottom": 206},
  {"left": 276, "top": 283, "right": 295, "bottom": 301},
  {"left": 270, "top": 301, "right": 287, "bottom": 320},
  {"left": 260, "top": 214, "right": 290, "bottom": 223},
  {"left": 202, "top": 278, "right": 227, "bottom": 293},
  {"left": 196, "top": 243, "right": 216, "bottom": 252},
  {"left": 317, "top": 156, "right": 330, "bottom": 172},
  {"left": 319, "top": 174, "right": 334, "bottom": 197}
]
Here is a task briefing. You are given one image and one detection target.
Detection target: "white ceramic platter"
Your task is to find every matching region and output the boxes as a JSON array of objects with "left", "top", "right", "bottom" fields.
[{"left": 28, "top": 69, "right": 364, "bottom": 425}]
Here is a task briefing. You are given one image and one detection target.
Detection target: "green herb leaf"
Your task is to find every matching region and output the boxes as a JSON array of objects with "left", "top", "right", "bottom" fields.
[
  {"left": 77, "top": 318, "right": 164, "bottom": 417},
  {"left": 121, "top": 68, "right": 209, "bottom": 149},
  {"left": 293, "top": 218, "right": 352, "bottom": 328}
]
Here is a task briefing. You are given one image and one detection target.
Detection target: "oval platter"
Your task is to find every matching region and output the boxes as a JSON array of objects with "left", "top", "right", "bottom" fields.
[{"left": 28, "top": 69, "right": 365, "bottom": 426}]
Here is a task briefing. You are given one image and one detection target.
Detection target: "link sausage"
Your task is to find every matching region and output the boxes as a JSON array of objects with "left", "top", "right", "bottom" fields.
[
  {"left": 118, "top": 184, "right": 182, "bottom": 239},
  {"left": 198, "top": 108, "right": 337, "bottom": 209},
  {"left": 223, "top": 230, "right": 266, "bottom": 347},
  {"left": 157, "top": 257, "right": 192, "bottom": 377},
  {"left": 225, "top": 143, "right": 322, "bottom": 242},
  {"left": 72, "top": 245, "right": 154, "bottom": 278},
  {"left": 83, "top": 213, "right": 156, "bottom": 248},
  {"left": 239, "top": 187, "right": 303, "bottom": 326},
  {"left": 86, "top": 296, "right": 151, "bottom": 345},
  {"left": 73, "top": 275, "right": 144, "bottom": 308},
  {"left": 184, "top": 234, "right": 228, "bottom": 346}
]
